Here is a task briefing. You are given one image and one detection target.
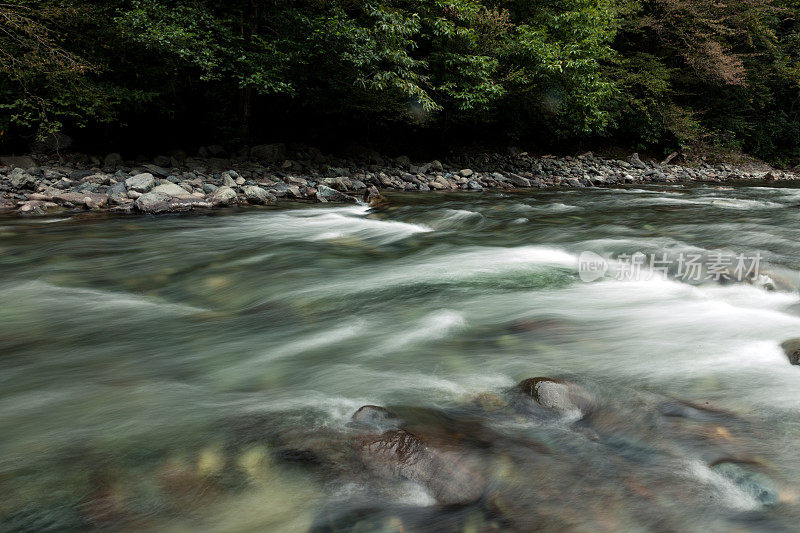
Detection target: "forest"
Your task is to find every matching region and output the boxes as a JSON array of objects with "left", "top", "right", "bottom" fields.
[{"left": 1, "top": 0, "right": 799, "bottom": 165}]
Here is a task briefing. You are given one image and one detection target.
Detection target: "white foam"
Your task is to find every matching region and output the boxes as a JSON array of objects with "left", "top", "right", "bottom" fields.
[
  {"left": 627, "top": 196, "right": 783, "bottom": 209},
  {"left": 182, "top": 205, "right": 432, "bottom": 246},
  {"left": 0, "top": 280, "right": 205, "bottom": 314},
  {"left": 686, "top": 459, "right": 761, "bottom": 511},
  {"left": 358, "top": 309, "right": 466, "bottom": 358}
]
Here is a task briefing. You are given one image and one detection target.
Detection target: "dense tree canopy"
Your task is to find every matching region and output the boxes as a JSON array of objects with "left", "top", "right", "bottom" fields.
[{"left": 1, "top": 0, "right": 799, "bottom": 164}]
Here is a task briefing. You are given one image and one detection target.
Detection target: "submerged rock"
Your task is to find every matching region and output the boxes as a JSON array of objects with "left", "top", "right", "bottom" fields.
[
  {"left": 354, "top": 428, "right": 485, "bottom": 505},
  {"left": 350, "top": 405, "right": 399, "bottom": 431},
  {"left": 518, "top": 377, "right": 594, "bottom": 417},
  {"left": 710, "top": 460, "right": 779, "bottom": 506},
  {"left": 782, "top": 339, "right": 800, "bottom": 365}
]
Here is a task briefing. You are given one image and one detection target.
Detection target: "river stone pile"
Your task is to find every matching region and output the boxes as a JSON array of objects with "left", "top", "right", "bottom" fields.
[{"left": 0, "top": 146, "right": 797, "bottom": 215}]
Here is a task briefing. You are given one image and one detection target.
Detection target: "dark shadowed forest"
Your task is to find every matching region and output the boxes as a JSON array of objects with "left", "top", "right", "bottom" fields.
[{"left": 2, "top": 1, "right": 800, "bottom": 164}]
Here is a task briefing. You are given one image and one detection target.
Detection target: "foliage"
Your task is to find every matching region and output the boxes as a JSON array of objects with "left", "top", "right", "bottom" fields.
[{"left": 0, "top": 0, "right": 799, "bottom": 164}]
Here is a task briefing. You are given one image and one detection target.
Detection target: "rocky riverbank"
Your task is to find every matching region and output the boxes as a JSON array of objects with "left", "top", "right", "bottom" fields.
[{"left": 1, "top": 145, "right": 798, "bottom": 216}]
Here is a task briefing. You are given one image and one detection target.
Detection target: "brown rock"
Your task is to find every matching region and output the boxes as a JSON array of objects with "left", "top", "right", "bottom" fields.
[
  {"left": 363, "top": 185, "right": 388, "bottom": 208},
  {"left": 355, "top": 429, "right": 486, "bottom": 505},
  {"left": 52, "top": 191, "right": 109, "bottom": 209},
  {"left": 782, "top": 339, "right": 800, "bottom": 365}
]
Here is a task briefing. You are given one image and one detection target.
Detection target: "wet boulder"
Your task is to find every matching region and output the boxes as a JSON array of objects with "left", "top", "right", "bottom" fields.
[
  {"left": 627, "top": 153, "right": 647, "bottom": 170},
  {"left": 363, "top": 185, "right": 388, "bottom": 209},
  {"left": 781, "top": 338, "right": 800, "bottom": 365},
  {"left": 354, "top": 428, "right": 486, "bottom": 505},
  {"left": 518, "top": 377, "right": 594, "bottom": 417},
  {"left": 350, "top": 405, "right": 400, "bottom": 431}
]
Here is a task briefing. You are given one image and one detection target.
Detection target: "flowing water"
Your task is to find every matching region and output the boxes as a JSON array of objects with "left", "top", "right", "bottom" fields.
[{"left": 1, "top": 183, "right": 800, "bottom": 532}]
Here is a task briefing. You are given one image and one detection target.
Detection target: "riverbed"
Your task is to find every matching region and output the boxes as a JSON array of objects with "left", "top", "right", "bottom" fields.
[{"left": 1, "top": 183, "right": 799, "bottom": 531}]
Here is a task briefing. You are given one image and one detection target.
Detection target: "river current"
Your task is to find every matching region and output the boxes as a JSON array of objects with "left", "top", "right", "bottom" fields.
[{"left": 1, "top": 183, "right": 800, "bottom": 531}]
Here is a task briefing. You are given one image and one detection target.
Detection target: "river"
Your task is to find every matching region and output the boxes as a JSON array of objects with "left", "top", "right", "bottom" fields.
[{"left": 1, "top": 183, "right": 800, "bottom": 531}]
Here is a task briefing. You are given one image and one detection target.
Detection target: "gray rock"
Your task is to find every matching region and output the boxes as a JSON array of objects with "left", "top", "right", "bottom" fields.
[
  {"left": 208, "top": 185, "right": 238, "bottom": 206},
  {"left": 8, "top": 168, "right": 36, "bottom": 189},
  {"left": 316, "top": 184, "right": 357, "bottom": 203},
  {"left": 69, "top": 170, "right": 94, "bottom": 180},
  {"left": 142, "top": 164, "right": 169, "bottom": 177},
  {"left": 459, "top": 169, "right": 474, "bottom": 178},
  {"left": 467, "top": 180, "right": 483, "bottom": 190},
  {"left": 242, "top": 185, "right": 275, "bottom": 205},
  {"left": 152, "top": 182, "right": 193, "bottom": 198},
  {"left": 222, "top": 172, "right": 238, "bottom": 188},
  {"left": 321, "top": 176, "right": 355, "bottom": 191},
  {"left": 125, "top": 173, "right": 156, "bottom": 193},
  {"left": 628, "top": 153, "right": 647, "bottom": 170},
  {"left": 134, "top": 191, "right": 172, "bottom": 212},
  {"left": 74, "top": 182, "right": 99, "bottom": 193},
  {"left": 507, "top": 173, "right": 531, "bottom": 187},
  {"left": 134, "top": 192, "right": 210, "bottom": 213}
]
